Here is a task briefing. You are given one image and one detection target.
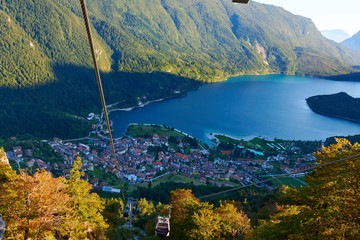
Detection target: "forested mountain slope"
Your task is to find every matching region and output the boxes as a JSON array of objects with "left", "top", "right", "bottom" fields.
[
  {"left": 61, "top": 0, "right": 360, "bottom": 79},
  {"left": 1, "top": 0, "right": 360, "bottom": 138}
]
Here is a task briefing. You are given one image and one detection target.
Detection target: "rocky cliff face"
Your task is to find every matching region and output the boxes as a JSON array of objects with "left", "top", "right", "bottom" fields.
[
  {"left": 0, "top": 148, "right": 9, "bottom": 166},
  {"left": 0, "top": 149, "right": 7, "bottom": 239},
  {"left": 0, "top": 213, "right": 5, "bottom": 240}
]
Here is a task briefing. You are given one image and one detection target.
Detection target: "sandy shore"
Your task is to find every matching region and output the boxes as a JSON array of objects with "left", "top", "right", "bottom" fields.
[{"left": 207, "top": 132, "right": 275, "bottom": 142}]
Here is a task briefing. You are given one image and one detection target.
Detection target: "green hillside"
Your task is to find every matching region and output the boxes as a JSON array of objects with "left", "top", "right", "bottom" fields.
[
  {"left": 1, "top": 0, "right": 360, "bottom": 138},
  {"left": 2, "top": 0, "right": 360, "bottom": 86},
  {"left": 0, "top": 10, "right": 53, "bottom": 87}
]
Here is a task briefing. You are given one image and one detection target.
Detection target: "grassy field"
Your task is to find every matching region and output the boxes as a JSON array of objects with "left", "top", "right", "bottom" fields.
[
  {"left": 261, "top": 176, "right": 307, "bottom": 188},
  {"left": 136, "top": 173, "right": 206, "bottom": 188},
  {"left": 127, "top": 124, "right": 185, "bottom": 138},
  {"left": 215, "top": 135, "right": 272, "bottom": 150}
]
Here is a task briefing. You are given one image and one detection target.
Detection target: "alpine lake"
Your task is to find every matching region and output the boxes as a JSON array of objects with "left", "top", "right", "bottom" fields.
[{"left": 110, "top": 74, "right": 360, "bottom": 144}]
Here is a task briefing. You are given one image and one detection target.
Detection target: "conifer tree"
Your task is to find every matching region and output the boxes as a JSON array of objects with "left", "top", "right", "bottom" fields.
[
  {"left": 137, "top": 198, "right": 155, "bottom": 217},
  {"left": 65, "top": 156, "right": 108, "bottom": 239}
]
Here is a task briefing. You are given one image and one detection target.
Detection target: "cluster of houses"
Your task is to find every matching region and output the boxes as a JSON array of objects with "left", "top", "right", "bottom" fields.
[
  {"left": 7, "top": 146, "right": 47, "bottom": 170},
  {"left": 7, "top": 134, "right": 317, "bottom": 190},
  {"left": 231, "top": 154, "right": 316, "bottom": 176},
  {"left": 44, "top": 134, "right": 254, "bottom": 188},
  {"left": 10, "top": 145, "right": 57, "bottom": 171},
  {"left": 266, "top": 153, "right": 316, "bottom": 174}
]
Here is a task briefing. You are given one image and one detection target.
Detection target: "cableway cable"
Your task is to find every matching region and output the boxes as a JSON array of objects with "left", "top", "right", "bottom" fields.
[{"left": 79, "top": 0, "right": 125, "bottom": 203}]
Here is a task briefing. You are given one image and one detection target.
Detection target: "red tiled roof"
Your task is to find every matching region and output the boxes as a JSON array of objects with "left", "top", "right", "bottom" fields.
[
  {"left": 175, "top": 152, "right": 188, "bottom": 160},
  {"left": 222, "top": 150, "right": 231, "bottom": 156}
]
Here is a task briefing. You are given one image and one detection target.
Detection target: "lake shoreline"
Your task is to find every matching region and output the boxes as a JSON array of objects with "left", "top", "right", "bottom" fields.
[
  {"left": 106, "top": 73, "right": 285, "bottom": 114},
  {"left": 110, "top": 74, "right": 360, "bottom": 142},
  {"left": 106, "top": 73, "right": 360, "bottom": 115},
  {"left": 107, "top": 87, "right": 201, "bottom": 114},
  {"left": 108, "top": 98, "right": 166, "bottom": 113},
  {"left": 128, "top": 123, "right": 197, "bottom": 139},
  {"left": 207, "top": 132, "right": 276, "bottom": 142}
]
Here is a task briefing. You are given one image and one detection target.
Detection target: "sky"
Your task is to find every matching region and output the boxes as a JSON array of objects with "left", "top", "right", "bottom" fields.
[{"left": 254, "top": 0, "right": 360, "bottom": 36}]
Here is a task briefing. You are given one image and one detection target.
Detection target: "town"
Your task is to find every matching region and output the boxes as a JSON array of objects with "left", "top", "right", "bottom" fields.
[{"left": 4, "top": 124, "right": 320, "bottom": 193}]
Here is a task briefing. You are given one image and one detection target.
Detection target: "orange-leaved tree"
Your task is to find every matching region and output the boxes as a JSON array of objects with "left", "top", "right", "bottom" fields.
[
  {"left": 0, "top": 154, "right": 108, "bottom": 239},
  {"left": 253, "top": 138, "right": 360, "bottom": 239},
  {"left": 216, "top": 202, "right": 252, "bottom": 239},
  {"left": 0, "top": 164, "right": 70, "bottom": 239},
  {"left": 189, "top": 204, "right": 221, "bottom": 240},
  {"left": 169, "top": 189, "right": 201, "bottom": 239},
  {"left": 168, "top": 189, "right": 252, "bottom": 240}
]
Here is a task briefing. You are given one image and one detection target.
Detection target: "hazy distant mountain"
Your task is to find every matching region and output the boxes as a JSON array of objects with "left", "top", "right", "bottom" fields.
[
  {"left": 342, "top": 31, "right": 360, "bottom": 51},
  {"left": 1, "top": 0, "right": 360, "bottom": 138},
  {"left": 321, "top": 29, "right": 350, "bottom": 43}
]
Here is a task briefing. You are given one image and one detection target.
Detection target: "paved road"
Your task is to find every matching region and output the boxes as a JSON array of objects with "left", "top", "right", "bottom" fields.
[
  {"left": 151, "top": 172, "right": 170, "bottom": 181},
  {"left": 62, "top": 137, "right": 99, "bottom": 143}
]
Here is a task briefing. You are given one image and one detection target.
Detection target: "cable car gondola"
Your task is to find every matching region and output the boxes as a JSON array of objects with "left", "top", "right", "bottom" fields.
[
  {"left": 155, "top": 216, "right": 170, "bottom": 237},
  {"left": 155, "top": 207, "right": 171, "bottom": 237}
]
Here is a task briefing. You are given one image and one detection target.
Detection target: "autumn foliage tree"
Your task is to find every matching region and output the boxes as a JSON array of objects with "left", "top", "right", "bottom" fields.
[
  {"left": 168, "top": 189, "right": 252, "bottom": 240},
  {"left": 253, "top": 138, "right": 360, "bottom": 239},
  {"left": 0, "top": 164, "right": 70, "bottom": 239},
  {"left": 189, "top": 205, "right": 221, "bottom": 240},
  {"left": 0, "top": 155, "right": 107, "bottom": 239},
  {"left": 216, "top": 202, "right": 252, "bottom": 239},
  {"left": 137, "top": 198, "right": 155, "bottom": 217},
  {"left": 169, "top": 189, "right": 200, "bottom": 239}
]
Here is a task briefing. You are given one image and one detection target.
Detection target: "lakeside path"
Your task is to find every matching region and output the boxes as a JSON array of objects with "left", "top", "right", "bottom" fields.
[
  {"left": 106, "top": 85, "right": 201, "bottom": 114},
  {"left": 107, "top": 98, "right": 165, "bottom": 114},
  {"left": 63, "top": 137, "right": 99, "bottom": 143}
]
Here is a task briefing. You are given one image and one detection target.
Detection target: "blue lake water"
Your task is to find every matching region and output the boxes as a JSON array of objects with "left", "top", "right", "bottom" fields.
[{"left": 110, "top": 74, "right": 360, "bottom": 143}]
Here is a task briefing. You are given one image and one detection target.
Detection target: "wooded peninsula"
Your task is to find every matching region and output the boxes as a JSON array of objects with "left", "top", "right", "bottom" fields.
[{"left": 306, "top": 92, "right": 360, "bottom": 123}]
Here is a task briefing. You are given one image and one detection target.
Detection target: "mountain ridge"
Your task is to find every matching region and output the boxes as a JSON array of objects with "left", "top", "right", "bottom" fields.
[
  {"left": 2, "top": 0, "right": 360, "bottom": 88},
  {"left": 1, "top": 0, "right": 360, "bottom": 138}
]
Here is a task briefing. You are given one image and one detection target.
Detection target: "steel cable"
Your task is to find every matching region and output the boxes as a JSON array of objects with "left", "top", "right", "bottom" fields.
[{"left": 79, "top": 0, "right": 125, "bottom": 203}]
